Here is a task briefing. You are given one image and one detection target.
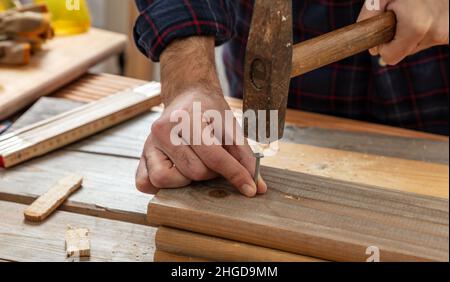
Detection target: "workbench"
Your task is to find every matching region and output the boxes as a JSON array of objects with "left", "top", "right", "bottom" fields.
[{"left": 0, "top": 73, "right": 448, "bottom": 262}]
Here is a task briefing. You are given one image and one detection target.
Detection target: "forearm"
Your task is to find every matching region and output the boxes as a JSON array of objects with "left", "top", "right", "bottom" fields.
[{"left": 160, "top": 36, "right": 222, "bottom": 105}]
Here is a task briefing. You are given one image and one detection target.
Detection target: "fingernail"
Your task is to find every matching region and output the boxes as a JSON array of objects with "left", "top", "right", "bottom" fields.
[{"left": 241, "top": 184, "right": 257, "bottom": 197}]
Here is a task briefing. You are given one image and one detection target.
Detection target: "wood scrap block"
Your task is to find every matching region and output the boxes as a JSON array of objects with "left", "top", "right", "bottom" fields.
[
  {"left": 65, "top": 226, "right": 90, "bottom": 258},
  {"left": 24, "top": 174, "right": 83, "bottom": 222},
  {"left": 148, "top": 166, "right": 449, "bottom": 262}
]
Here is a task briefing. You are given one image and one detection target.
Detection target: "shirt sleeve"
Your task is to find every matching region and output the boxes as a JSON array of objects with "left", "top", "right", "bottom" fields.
[{"left": 133, "top": 0, "right": 236, "bottom": 62}]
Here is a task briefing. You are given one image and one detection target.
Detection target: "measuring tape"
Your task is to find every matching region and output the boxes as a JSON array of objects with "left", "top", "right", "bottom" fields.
[{"left": 0, "top": 82, "right": 161, "bottom": 168}]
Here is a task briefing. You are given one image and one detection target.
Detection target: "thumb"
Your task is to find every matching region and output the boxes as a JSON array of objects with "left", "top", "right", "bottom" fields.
[{"left": 357, "top": 0, "right": 391, "bottom": 56}]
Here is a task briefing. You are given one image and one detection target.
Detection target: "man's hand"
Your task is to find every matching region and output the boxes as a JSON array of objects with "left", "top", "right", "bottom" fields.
[
  {"left": 358, "top": 0, "right": 449, "bottom": 65},
  {"left": 135, "top": 37, "right": 267, "bottom": 197}
]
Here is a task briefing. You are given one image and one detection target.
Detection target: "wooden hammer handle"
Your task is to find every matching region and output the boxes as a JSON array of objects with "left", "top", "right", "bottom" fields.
[{"left": 291, "top": 11, "right": 396, "bottom": 77}]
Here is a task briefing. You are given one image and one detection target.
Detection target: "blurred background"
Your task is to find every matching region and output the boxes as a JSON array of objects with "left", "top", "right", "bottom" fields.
[{"left": 0, "top": 0, "right": 230, "bottom": 94}]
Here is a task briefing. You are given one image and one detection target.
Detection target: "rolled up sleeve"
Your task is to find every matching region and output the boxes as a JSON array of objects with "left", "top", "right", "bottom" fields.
[{"left": 134, "top": 0, "right": 236, "bottom": 62}]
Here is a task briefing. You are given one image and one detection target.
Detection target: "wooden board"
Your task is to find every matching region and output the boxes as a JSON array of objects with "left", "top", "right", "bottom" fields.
[
  {"left": 53, "top": 73, "right": 146, "bottom": 103},
  {"left": 69, "top": 121, "right": 448, "bottom": 199},
  {"left": 226, "top": 97, "right": 449, "bottom": 142},
  {"left": 0, "top": 28, "right": 127, "bottom": 119},
  {"left": 7, "top": 97, "right": 84, "bottom": 133},
  {"left": 0, "top": 150, "right": 150, "bottom": 225},
  {"left": 156, "top": 227, "right": 324, "bottom": 262},
  {"left": 148, "top": 166, "right": 449, "bottom": 262},
  {"left": 282, "top": 125, "right": 449, "bottom": 164},
  {"left": 0, "top": 84, "right": 161, "bottom": 168},
  {"left": 0, "top": 200, "right": 155, "bottom": 262}
]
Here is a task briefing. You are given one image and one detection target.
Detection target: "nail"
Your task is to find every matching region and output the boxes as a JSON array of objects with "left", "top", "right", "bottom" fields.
[{"left": 241, "top": 184, "right": 257, "bottom": 197}]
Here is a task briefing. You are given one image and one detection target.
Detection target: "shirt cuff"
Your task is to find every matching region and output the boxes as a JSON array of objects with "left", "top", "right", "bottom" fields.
[{"left": 133, "top": 0, "right": 236, "bottom": 62}]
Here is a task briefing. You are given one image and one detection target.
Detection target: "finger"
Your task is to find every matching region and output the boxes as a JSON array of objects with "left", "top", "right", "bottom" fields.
[
  {"left": 192, "top": 144, "right": 257, "bottom": 197},
  {"left": 226, "top": 144, "right": 267, "bottom": 194},
  {"left": 135, "top": 156, "right": 158, "bottom": 194},
  {"left": 410, "top": 40, "right": 436, "bottom": 56},
  {"left": 153, "top": 127, "right": 218, "bottom": 182},
  {"left": 357, "top": 0, "right": 390, "bottom": 57},
  {"left": 369, "top": 46, "right": 379, "bottom": 56},
  {"left": 145, "top": 146, "right": 192, "bottom": 189},
  {"left": 378, "top": 1, "right": 431, "bottom": 65},
  {"left": 357, "top": 0, "right": 390, "bottom": 22},
  {"left": 222, "top": 115, "right": 267, "bottom": 194}
]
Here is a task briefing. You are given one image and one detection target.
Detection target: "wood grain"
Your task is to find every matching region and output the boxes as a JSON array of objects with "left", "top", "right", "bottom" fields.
[
  {"left": 68, "top": 118, "right": 449, "bottom": 199},
  {"left": 292, "top": 12, "right": 395, "bottom": 77},
  {"left": 0, "top": 84, "right": 161, "bottom": 168},
  {"left": 24, "top": 174, "right": 83, "bottom": 222},
  {"left": 226, "top": 97, "right": 448, "bottom": 141},
  {"left": 0, "top": 200, "right": 155, "bottom": 262},
  {"left": 0, "top": 28, "right": 127, "bottom": 119},
  {"left": 154, "top": 250, "right": 210, "bottom": 262},
  {"left": 7, "top": 97, "right": 84, "bottom": 133},
  {"left": 156, "top": 227, "right": 324, "bottom": 262},
  {"left": 148, "top": 166, "right": 449, "bottom": 262},
  {"left": 0, "top": 150, "right": 151, "bottom": 225},
  {"left": 282, "top": 125, "right": 449, "bottom": 165},
  {"left": 53, "top": 73, "right": 146, "bottom": 103}
]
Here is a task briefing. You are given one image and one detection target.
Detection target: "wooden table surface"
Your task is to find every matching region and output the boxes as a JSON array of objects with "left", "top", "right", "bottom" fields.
[
  {"left": 0, "top": 74, "right": 448, "bottom": 262},
  {"left": 0, "top": 28, "right": 127, "bottom": 120}
]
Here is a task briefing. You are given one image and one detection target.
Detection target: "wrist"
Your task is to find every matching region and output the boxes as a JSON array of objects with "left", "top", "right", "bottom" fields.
[{"left": 160, "top": 36, "right": 221, "bottom": 105}]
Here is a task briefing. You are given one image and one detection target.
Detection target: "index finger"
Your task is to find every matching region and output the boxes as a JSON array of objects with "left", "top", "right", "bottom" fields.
[{"left": 192, "top": 144, "right": 258, "bottom": 197}]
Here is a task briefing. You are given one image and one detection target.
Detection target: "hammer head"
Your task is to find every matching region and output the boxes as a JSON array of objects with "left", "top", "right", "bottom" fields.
[{"left": 243, "top": 0, "right": 293, "bottom": 143}]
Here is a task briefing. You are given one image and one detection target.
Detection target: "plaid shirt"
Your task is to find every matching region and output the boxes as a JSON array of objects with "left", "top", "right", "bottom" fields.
[{"left": 134, "top": 0, "right": 449, "bottom": 135}]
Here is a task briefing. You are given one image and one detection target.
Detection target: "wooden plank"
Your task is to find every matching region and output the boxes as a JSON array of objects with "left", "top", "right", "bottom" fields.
[
  {"left": 24, "top": 174, "right": 83, "bottom": 222},
  {"left": 154, "top": 250, "right": 210, "bottom": 262},
  {"left": 53, "top": 73, "right": 146, "bottom": 103},
  {"left": 261, "top": 143, "right": 449, "bottom": 199},
  {"left": 282, "top": 125, "right": 449, "bottom": 165},
  {"left": 68, "top": 119, "right": 449, "bottom": 199},
  {"left": 148, "top": 166, "right": 449, "bottom": 262},
  {"left": 227, "top": 97, "right": 449, "bottom": 141},
  {"left": 0, "top": 150, "right": 151, "bottom": 225},
  {"left": 65, "top": 227, "right": 90, "bottom": 258},
  {"left": 0, "top": 28, "right": 127, "bottom": 119},
  {"left": 0, "top": 84, "right": 161, "bottom": 168},
  {"left": 7, "top": 97, "right": 84, "bottom": 133},
  {"left": 156, "top": 227, "right": 324, "bottom": 262},
  {"left": 0, "top": 200, "right": 155, "bottom": 262},
  {"left": 68, "top": 110, "right": 449, "bottom": 165}
]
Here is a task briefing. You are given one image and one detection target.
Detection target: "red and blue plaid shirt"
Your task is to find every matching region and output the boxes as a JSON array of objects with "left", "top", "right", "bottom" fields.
[{"left": 134, "top": 0, "right": 449, "bottom": 135}]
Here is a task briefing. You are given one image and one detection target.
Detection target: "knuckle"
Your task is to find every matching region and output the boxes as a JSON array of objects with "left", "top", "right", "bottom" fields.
[
  {"left": 135, "top": 177, "right": 148, "bottom": 192},
  {"left": 149, "top": 168, "right": 169, "bottom": 188},
  {"left": 151, "top": 118, "right": 167, "bottom": 139},
  {"left": 190, "top": 166, "right": 211, "bottom": 181},
  {"left": 227, "top": 169, "right": 247, "bottom": 187}
]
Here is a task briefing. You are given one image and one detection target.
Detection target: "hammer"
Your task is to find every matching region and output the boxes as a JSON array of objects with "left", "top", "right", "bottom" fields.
[{"left": 243, "top": 0, "right": 396, "bottom": 144}]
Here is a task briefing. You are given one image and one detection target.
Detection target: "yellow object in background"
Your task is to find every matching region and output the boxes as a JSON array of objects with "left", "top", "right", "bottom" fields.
[
  {"left": 0, "top": 0, "right": 15, "bottom": 11},
  {"left": 35, "top": 0, "right": 90, "bottom": 35}
]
